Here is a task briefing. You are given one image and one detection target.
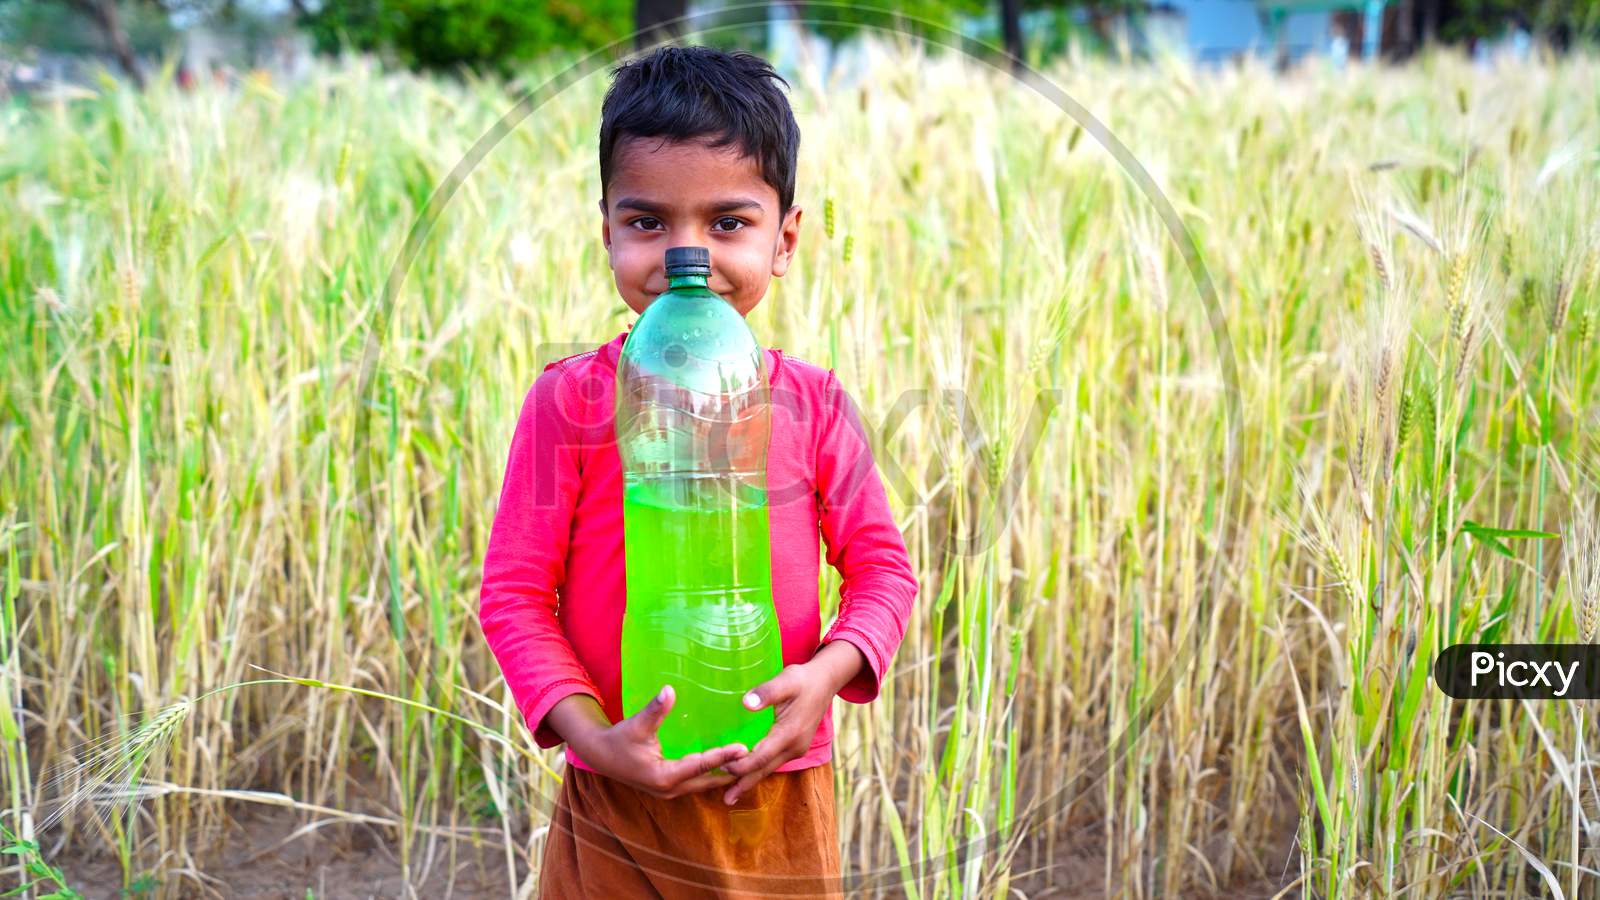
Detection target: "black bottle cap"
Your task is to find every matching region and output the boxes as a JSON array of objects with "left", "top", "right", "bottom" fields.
[{"left": 665, "top": 246, "right": 711, "bottom": 277}]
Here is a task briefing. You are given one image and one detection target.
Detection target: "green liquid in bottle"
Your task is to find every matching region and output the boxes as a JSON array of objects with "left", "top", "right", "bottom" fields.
[{"left": 620, "top": 478, "right": 782, "bottom": 759}]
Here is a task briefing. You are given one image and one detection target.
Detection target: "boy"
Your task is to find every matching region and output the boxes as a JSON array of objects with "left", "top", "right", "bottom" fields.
[{"left": 477, "top": 45, "right": 918, "bottom": 898}]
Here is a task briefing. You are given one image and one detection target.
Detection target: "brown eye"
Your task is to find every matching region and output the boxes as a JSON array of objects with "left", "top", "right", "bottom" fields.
[
  {"left": 630, "top": 216, "right": 661, "bottom": 231},
  {"left": 714, "top": 217, "right": 745, "bottom": 232}
]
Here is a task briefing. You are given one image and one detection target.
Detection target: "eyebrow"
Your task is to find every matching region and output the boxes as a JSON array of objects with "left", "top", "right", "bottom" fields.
[{"left": 614, "top": 197, "right": 765, "bottom": 215}]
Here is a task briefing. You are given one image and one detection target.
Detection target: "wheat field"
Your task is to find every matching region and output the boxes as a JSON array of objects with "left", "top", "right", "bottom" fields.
[{"left": 2, "top": 37, "right": 1599, "bottom": 898}]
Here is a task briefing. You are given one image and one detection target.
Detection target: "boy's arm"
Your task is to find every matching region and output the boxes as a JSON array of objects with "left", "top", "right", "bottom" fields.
[
  {"left": 478, "top": 367, "right": 604, "bottom": 748},
  {"left": 814, "top": 372, "right": 920, "bottom": 702}
]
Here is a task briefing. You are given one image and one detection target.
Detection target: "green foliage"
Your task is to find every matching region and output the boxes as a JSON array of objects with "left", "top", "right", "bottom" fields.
[
  {"left": 299, "top": 0, "right": 631, "bottom": 73},
  {"left": 795, "top": 0, "right": 990, "bottom": 49},
  {"left": 0, "top": 825, "right": 83, "bottom": 900},
  {"left": 0, "top": 0, "right": 175, "bottom": 56},
  {"left": 1441, "top": 0, "right": 1600, "bottom": 43},
  {"left": 118, "top": 873, "right": 159, "bottom": 897},
  {"left": 685, "top": 3, "right": 773, "bottom": 55}
]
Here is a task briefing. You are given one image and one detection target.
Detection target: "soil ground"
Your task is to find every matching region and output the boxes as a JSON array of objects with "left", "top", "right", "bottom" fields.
[{"left": 51, "top": 804, "right": 1300, "bottom": 899}]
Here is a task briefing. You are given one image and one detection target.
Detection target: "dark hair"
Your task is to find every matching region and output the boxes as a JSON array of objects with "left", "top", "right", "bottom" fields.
[{"left": 598, "top": 45, "right": 800, "bottom": 218}]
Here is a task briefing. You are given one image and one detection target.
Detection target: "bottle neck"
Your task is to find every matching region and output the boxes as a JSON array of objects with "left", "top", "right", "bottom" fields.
[{"left": 666, "top": 271, "right": 709, "bottom": 290}]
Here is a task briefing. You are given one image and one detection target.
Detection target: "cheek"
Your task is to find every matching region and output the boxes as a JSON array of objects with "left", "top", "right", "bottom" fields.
[
  {"left": 729, "top": 247, "right": 769, "bottom": 284},
  {"left": 611, "top": 246, "right": 650, "bottom": 285}
]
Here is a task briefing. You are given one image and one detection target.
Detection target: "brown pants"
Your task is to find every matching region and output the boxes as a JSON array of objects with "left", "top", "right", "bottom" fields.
[{"left": 537, "top": 761, "right": 844, "bottom": 898}]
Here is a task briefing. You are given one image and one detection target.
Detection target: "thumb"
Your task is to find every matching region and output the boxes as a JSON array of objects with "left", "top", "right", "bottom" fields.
[
  {"left": 627, "top": 684, "right": 674, "bottom": 736},
  {"left": 743, "top": 666, "right": 798, "bottom": 711}
]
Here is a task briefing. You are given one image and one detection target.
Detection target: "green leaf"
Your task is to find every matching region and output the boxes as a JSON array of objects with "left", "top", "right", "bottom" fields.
[
  {"left": 931, "top": 569, "right": 957, "bottom": 617},
  {"left": 1462, "top": 519, "right": 1558, "bottom": 541},
  {"left": 194, "top": 225, "right": 238, "bottom": 272},
  {"left": 1455, "top": 382, "right": 1477, "bottom": 451},
  {"left": 877, "top": 787, "right": 920, "bottom": 900},
  {"left": 1469, "top": 532, "right": 1516, "bottom": 559},
  {"left": 1481, "top": 578, "right": 1520, "bottom": 644}
]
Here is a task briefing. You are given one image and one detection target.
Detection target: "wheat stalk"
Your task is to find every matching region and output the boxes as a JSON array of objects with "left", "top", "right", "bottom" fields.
[{"left": 1568, "top": 491, "right": 1600, "bottom": 643}]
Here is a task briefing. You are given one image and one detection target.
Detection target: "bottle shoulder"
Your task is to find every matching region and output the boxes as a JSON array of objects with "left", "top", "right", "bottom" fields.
[
  {"left": 623, "top": 294, "right": 762, "bottom": 363},
  {"left": 632, "top": 289, "right": 743, "bottom": 324}
]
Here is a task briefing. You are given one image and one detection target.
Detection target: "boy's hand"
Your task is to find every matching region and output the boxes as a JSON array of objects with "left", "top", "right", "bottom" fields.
[
  {"left": 721, "top": 641, "right": 866, "bottom": 805},
  {"left": 552, "top": 687, "right": 749, "bottom": 799}
]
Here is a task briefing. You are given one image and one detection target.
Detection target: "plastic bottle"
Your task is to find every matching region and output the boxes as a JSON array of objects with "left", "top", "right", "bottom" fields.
[{"left": 615, "top": 245, "right": 784, "bottom": 759}]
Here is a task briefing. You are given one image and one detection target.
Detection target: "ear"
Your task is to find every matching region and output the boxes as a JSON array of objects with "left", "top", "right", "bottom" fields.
[
  {"left": 599, "top": 197, "right": 612, "bottom": 254},
  {"left": 771, "top": 205, "right": 802, "bottom": 278}
]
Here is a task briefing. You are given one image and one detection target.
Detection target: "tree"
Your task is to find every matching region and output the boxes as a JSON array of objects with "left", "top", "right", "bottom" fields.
[
  {"left": 64, "top": 0, "right": 143, "bottom": 85},
  {"left": 999, "top": 0, "right": 1022, "bottom": 69},
  {"left": 635, "top": 0, "right": 687, "bottom": 50},
  {"left": 0, "top": 0, "right": 177, "bottom": 86},
  {"left": 299, "top": 0, "right": 631, "bottom": 74},
  {"left": 792, "top": 0, "right": 988, "bottom": 49},
  {"left": 1436, "top": 0, "right": 1600, "bottom": 46}
]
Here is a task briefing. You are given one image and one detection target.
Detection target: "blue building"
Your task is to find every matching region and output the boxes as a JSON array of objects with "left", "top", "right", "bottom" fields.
[
  {"left": 694, "top": 0, "right": 1376, "bottom": 77},
  {"left": 1172, "top": 0, "right": 1338, "bottom": 63}
]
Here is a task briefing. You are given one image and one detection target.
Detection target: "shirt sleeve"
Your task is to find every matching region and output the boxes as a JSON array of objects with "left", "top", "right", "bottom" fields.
[
  {"left": 814, "top": 371, "right": 920, "bottom": 703},
  {"left": 477, "top": 365, "right": 604, "bottom": 748}
]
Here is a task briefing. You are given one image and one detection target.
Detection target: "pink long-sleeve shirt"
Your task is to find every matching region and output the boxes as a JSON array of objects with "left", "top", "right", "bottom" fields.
[{"left": 478, "top": 326, "right": 919, "bottom": 773}]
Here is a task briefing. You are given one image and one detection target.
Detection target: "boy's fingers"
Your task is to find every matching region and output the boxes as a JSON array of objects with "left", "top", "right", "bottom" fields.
[
  {"left": 667, "top": 772, "right": 736, "bottom": 797},
  {"left": 743, "top": 665, "right": 801, "bottom": 711},
  {"left": 722, "top": 731, "right": 810, "bottom": 801},
  {"left": 722, "top": 767, "right": 770, "bottom": 806},
  {"left": 663, "top": 742, "right": 749, "bottom": 783},
  {"left": 721, "top": 730, "right": 787, "bottom": 777},
  {"left": 625, "top": 684, "right": 674, "bottom": 737}
]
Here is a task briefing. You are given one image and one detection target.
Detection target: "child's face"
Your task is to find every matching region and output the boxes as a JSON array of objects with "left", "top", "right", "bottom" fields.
[{"left": 600, "top": 136, "right": 802, "bottom": 318}]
